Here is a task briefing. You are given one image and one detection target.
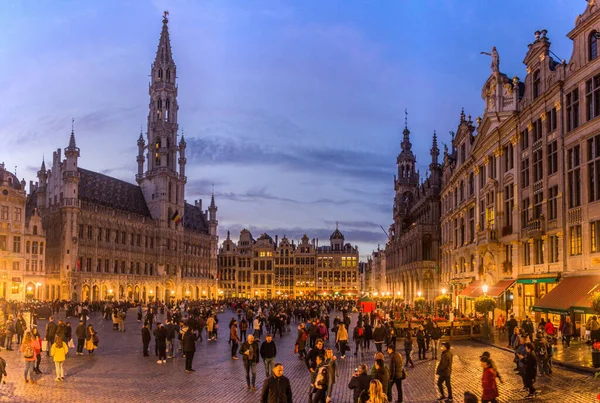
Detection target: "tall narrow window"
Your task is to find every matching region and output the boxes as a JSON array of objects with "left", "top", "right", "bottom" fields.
[
  {"left": 521, "top": 158, "right": 530, "bottom": 188},
  {"left": 547, "top": 185, "right": 558, "bottom": 220},
  {"left": 570, "top": 225, "right": 583, "bottom": 255},
  {"left": 585, "top": 74, "right": 600, "bottom": 121},
  {"left": 533, "top": 70, "right": 540, "bottom": 99},
  {"left": 504, "top": 184, "right": 514, "bottom": 229},
  {"left": 547, "top": 141, "right": 558, "bottom": 175},
  {"left": 588, "top": 134, "right": 600, "bottom": 202},
  {"left": 166, "top": 69, "right": 171, "bottom": 82},
  {"left": 165, "top": 99, "right": 170, "bottom": 122},
  {"left": 568, "top": 145, "right": 582, "bottom": 208},
  {"left": 591, "top": 221, "right": 600, "bottom": 253},
  {"left": 590, "top": 31, "right": 598, "bottom": 61},
  {"left": 566, "top": 88, "right": 580, "bottom": 132}
]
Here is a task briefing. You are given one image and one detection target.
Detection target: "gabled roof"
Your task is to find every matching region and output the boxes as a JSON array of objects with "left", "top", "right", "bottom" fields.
[
  {"left": 183, "top": 203, "right": 209, "bottom": 234},
  {"left": 78, "top": 168, "right": 151, "bottom": 217}
]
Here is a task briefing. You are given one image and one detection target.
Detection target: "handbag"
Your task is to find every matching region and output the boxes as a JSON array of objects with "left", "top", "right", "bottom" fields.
[
  {"left": 68, "top": 339, "right": 75, "bottom": 349},
  {"left": 294, "top": 344, "right": 299, "bottom": 354}
]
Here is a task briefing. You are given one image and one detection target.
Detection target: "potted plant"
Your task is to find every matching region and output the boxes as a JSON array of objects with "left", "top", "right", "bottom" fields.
[
  {"left": 436, "top": 294, "right": 452, "bottom": 307},
  {"left": 414, "top": 297, "right": 426, "bottom": 311},
  {"left": 474, "top": 295, "right": 496, "bottom": 337}
]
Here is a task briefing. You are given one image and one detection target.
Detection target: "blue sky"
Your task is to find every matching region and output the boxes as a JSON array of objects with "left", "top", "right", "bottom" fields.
[{"left": 0, "top": 0, "right": 583, "bottom": 259}]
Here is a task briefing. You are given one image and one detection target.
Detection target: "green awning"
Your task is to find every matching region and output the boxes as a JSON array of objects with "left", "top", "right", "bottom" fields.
[
  {"left": 532, "top": 306, "right": 569, "bottom": 314},
  {"left": 516, "top": 277, "right": 557, "bottom": 284}
]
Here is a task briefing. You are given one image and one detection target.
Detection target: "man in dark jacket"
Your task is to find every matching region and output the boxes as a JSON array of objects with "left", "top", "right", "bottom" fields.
[
  {"left": 75, "top": 320, "right": 86, "bottom": 355},
  {"left": 305, "top": 339, "right": 325, "bottom": 373},
  {"left": 16, "top": 313, "right": 27, "bottom": 345},
  {"left": 387, "top": 344, "right": 404, "bottom": 403},
  {"left": 240, "top": 334, "right": 260, "bottom": 391},
  {"left": 436, "top": 342, "right": 453, "bottom": 401},
  {"left": 45, "top": 316, "right": 58, "bottom": 356},
  {"left": 141, "top": 322, "right": 151, "bottom": 356},
  {"left": 506, "top": 315, "right": 518, "bottom": 347},
  {"left": 165, "top": 320, "right": 177, "bottom": 358},
  {"left": 373, "top": 323, "right": 386, "bottom": 353},
  {"left": 348, "top": 364, "right": 372, "bottom": 403},
  {"left": 519, "top": 342, "right": 538, "bottom": 398},
  {"left": 182, "top": 325, "right": 199, "bottom": 372},
  {"left": 155, "top": 322, "right": 168, "bottom": 363},
  {"left": 260, "top": 363, "right": 292, "bottom": 403},
  {"left": 260, "top": 334, "right": 277, "bottom": 377}
]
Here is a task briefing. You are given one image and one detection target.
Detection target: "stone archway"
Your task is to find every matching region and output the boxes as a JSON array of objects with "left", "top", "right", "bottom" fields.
[
  {"left": 142, "top": 286, "right": 147, "bottom": 302},
  {"left": 127, "top": 285, "right": 133, "bottom": 301},
  {"left": 119, "top": 285, "right": 125, "bottom": 300},
  {"left": 71, "top": 292, "right": 79, "bottom": 302},
  {"left": 134, "top": 285, "right": 140, "bottom": 302},
  {"left": 196, "top": 286, "right": 200, "bottom": 300},
  {"left": 92, "top": 284, "right": 99, "bottom": 301},
  {"left": 101, "top": 284, "right": 108, "bottom": 300},
  {"left": 82, "top": 285, "right": 90, "bottom": 302}
]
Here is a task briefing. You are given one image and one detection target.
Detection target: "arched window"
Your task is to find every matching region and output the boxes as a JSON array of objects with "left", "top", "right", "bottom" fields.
[
  {"left": 33, "top": 226, "right": 38, "bottom": 235},
  {"left": 533, "top": 70, "right": 540, "bottom": 99},
  {"left": 590, "top": 31, "right": 598, "bottom": 61},
  {"left": 155, "top": 140, "right": 160, "bottom": 166},
  {"left": 158, "top": 68, "right": 163, "bottom": 80},
  {"left": 166, "top": 69, "right": 171, "bottom": 82},
  {"left": 165, "top": 99, "right": 170, "bottom": 122}
]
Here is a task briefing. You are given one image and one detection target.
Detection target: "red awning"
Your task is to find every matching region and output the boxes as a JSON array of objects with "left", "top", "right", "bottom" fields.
[
  {"left": 533, "top": 274, "right": 600, "bottom": 314},
  {"left": 487, "top": 279, "right": 515, "bottom": 298},
  {"left": 458, "top": 280, "right": 484, "bottom": 298}
]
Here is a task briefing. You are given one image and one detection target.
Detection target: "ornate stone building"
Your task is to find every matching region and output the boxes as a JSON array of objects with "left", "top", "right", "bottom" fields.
[
  {"left": 384, "top": 120, "right": 442, "bottom": 302},
  {"left": 218, "top": 227, "right": 359, "bottom": 298},
  {"left": 0, "top": 163, "right": 50, "bottom": 301},
  {"left": 32, "top": 13, "right": 218, "bottom": 302},
  {"left": 441, "top": 1, "right": 600, "bottom": 321},
  {"left": 365, "top": 247, "right": 387, "bottom": 296}
]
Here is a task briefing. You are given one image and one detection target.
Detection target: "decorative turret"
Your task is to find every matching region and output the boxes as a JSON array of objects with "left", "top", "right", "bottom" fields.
[
  {"left": 396, "top": 109, "right": 418, "bottom": 185},
  {"left": 429, "top": 131, "right": 442, "bottom": 189},
  {"left": 136, "top": 130, "right": 145, "bottom": 183},
  {"left": 178, "top": 134, "right": 187, "bottom": 181},
  {"left": 208, "top": 189, "right": 218, "bottom": 237},
  {"left": 63, "top": 121, "right": 80, "bottom": 187}
]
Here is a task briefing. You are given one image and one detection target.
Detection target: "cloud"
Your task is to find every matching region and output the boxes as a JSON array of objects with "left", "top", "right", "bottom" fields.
[{"left": 185, "top": 135, "right": 393, "bottom": 183}]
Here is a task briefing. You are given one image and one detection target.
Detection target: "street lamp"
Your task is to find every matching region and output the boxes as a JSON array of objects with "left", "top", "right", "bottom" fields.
[
  {"left": 441, "top": 288, "right": 447, "bottom": 295},
  {"left": 482, "top": 284, "right": 488, "bottom": 295},
  {"left": 396, "top": 291, "right": 401, "bottom": 296},
  {"left": 417, "top": 291, "right": 422, "bottom": 298}
]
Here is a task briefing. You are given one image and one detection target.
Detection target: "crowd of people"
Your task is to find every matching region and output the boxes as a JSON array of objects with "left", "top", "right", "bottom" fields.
[{"left": 0, "top": 298, "right": 581, "bottom": 402}]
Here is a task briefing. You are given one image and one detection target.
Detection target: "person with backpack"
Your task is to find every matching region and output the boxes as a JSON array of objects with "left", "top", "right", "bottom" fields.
[
  {"left": 50, "top": 336, "right": 68, "bottom": 382},
  {"left": 533, "top": 332, "right": 550, "bottom": 376},
  {"left": 354, "top": 323, "right": 365, "bottom": 357},
  {"left": 21, "top": 330, "right": 39, "bottom": 384},
  {"left": 296, "top": 323, "right": 308, "bottom": 360},
  {"left": 348, "top": 364, "right": 372, "bottom": 403}
]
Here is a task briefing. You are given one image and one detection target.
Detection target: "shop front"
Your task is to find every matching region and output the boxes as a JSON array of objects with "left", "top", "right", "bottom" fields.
[
  {"left": 514, "top": 274, "right": 560, "bottom": 318},
  {"left": 532, "top": 273, "right": 600, "bottom": 337}
]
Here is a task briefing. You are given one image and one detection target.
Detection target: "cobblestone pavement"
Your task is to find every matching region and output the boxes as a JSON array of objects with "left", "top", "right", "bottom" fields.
[{"left": 0, "top": 310, "right": 597, "bottom": 402}]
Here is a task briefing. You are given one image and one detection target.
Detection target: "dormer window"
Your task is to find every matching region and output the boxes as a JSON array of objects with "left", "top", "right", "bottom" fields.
[
  {"left": 590, "top": 31, "right": 598, "bottom": 61},
  {"left": 533, "top": 70, "right": 540, "bottom": 99}
]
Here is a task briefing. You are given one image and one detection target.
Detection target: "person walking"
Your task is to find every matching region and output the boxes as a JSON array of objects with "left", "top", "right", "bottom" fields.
[
  {"left": 84, "top": 324, "right": 97, "bottom": 354},
  {"left": 75, "top": 320, "right": 86, "bottom": 355},
  {"left": 436, "top": 342, "right": 453, "bottom": 402},
  {"left": 240, "top": 334, "right": 260, "bottom": 392},
  {"left": 50, "top": 336, "right": 68, "bottom": 382},
  {"left": 348, "top": 364, "right": 372, "bottom": 403},
  {"left": 182, "top": 324, "right": 199, "bottom": 372},
  {"left": 155, "top": 322, "right": 167, "bottom": 364},
  {"left": 403, "top": 332, "right": 414, "bottom": 368},
  {"left": 240, "top": 317, "right": 249, "bottom": 343},
  {"left": 260, "top": 362, "right": 293, "bottom": 403},
  {"left": 416, "top": 326, "right": 426, "bottom": 360},
  {"left": 5, "top": 315, "right": 15, "bottom": 351},
  {"left": 506, "top": 315, "right": 518, "bottom": 347},
  {"left": 336, "top": 324, "right": 349, "bottom": 359},
  {"left": 141, "top": 322, "right": 151, "bottom": 357},
  {"left": 518, "top": 342, "right": 538, "bottom": 399},
  {"left": 311, "top": 354, "right": 329, "bottom": 403},
  {"left": 296, "top": 323, "right": 309, "bottom": 360},
  {"left": 562, "top": 317, "right": 574, "bottom": 348},
  {"left": 324, "top": 348, "right": 338, "bottom": 402},
  {"left": 20, "top": 331, "right": 39, "bottom": 385},
  {"left": 353, "top": 322, "right": 365, "bottom": 357},
  {"left": 373, "top": 323, "right": 386, "bottom": 353},
  {"left": 480, "top": 356, "right": 499, "bottom": 403},
  {"left": 430, "top": 322, "right": 442, "bottom": 360},
  {"left": 31, "top": 327, "right": 43, "bottom": 374},
  {"left": 260, "top": 334, "right": 277, "bottom": 376},
  {"left": 387, "top": 344, "right": 404, "bottom": 403},
  {"left": 45, "top": 316, "right": 58, "bottom": 357},
  {"left": 16, "top": 313, "right": 27, "bottom": 345},
  {"left": 231, "top": 320, "right": 240, "bottom": 360}
]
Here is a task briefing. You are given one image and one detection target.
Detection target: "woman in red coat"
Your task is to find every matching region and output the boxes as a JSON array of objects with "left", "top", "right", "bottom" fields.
[{"left": 480, "top": 357, "right": 498, "bottom": 403}]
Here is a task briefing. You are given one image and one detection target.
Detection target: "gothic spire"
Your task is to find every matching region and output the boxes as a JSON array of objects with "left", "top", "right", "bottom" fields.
[
  {"left": 66, "top": 118, "right": 78, "bottom": 154},
  {"left": 401, "top": 108, "right": 412, "bottom": 154},
  {"left": 155, "top": 11, "right": 174, "bottom": 67},
  {"left": 40, "top": 157, "right": 46, "bottom": 172},
  {"left": 430, "top": 130, "right": 440, "bottom": 165},
  {"left": 210, "top": 184, "right": 216, "bottom": 209}
]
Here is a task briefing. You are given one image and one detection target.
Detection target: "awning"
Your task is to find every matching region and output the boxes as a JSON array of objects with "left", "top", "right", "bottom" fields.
[
  {"left": 571, "top": 282, "right": 600, "bottom": 314},
  {"left": 487, "top": 279, "right": 515, "bottom": 298},
  {"left": 458, "top": 280, "right": 484, "bottom": 298},
  {"left": 516, "top": 274, "right": 559, "bottom": 284},
  {"left": 532, "top": 274, "right": 600, "bottom": 314}
]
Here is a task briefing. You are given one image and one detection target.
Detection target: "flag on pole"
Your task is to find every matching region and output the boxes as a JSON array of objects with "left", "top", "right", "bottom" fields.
[{"left": 171, "top": 210, "right": 181, "bottom": 224}]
